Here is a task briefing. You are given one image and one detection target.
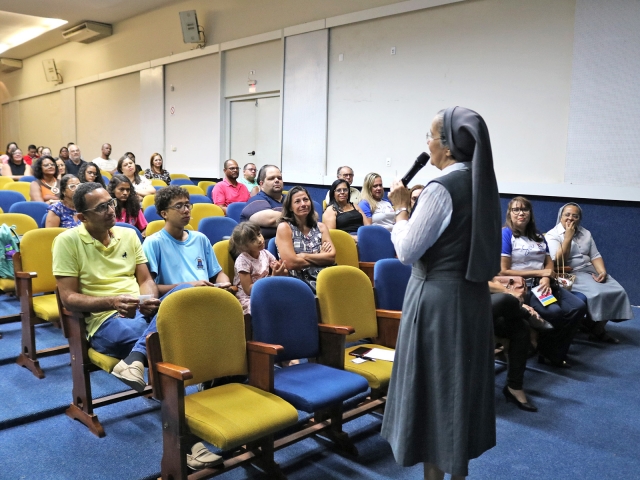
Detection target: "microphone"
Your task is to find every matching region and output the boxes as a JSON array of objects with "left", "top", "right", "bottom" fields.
[{"left": 401, "top": 152, "right": 430, "bottom": 187}]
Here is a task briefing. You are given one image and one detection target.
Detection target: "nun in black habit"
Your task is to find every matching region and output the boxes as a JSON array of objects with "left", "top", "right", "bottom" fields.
[{"left": 381, "top": 107, "right": 502, "bottom": 479}]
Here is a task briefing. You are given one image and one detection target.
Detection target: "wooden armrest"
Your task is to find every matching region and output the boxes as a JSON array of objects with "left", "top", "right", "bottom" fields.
[
  {"left": 15, "top": 271, "right": 37, "bottom": 279},
  {"left": 374, "top": 309, "right": 401, "bottom": 349},
  {"left": 156, "top": 362, "right": 193, "bottom": 381},
  {"left": 318, "top": 324, "right": 355, "bottom": 335},
  {"left": 246, "top": 341, "right": 284, "bottom": 356},
  {"left": 359, "top": 261, "right": 375, "bottom": 268}
]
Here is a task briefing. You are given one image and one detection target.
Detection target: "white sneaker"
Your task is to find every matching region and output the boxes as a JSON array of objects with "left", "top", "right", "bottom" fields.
[
  {"left": 111, "top": 360, "right": 146, "bottom": 392},
  {"left": 186, "top": 442, "right": 223, "bottom": 470}
]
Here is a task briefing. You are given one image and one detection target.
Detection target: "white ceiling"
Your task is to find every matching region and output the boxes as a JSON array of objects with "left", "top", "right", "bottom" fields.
[{"left": 0, "top": 0, "right": 186, "bottom": 59}]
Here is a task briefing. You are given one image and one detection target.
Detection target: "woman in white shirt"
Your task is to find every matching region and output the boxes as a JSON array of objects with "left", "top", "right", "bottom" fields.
[
  {"left": 358, "top": 173, "right": 395, "bottom": 232},
  {"left": 117, "top": 155, "right": 155, "bottom": 200}
]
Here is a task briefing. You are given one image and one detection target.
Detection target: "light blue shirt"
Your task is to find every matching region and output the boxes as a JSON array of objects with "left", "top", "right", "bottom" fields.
[{"left": 143, "top": 229, "right": 221, "bottom": 285}]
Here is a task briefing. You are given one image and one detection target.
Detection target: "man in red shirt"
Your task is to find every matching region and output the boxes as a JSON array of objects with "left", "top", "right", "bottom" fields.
[{"left": 211, "top": 159, "right": 250, "bottom": 214}]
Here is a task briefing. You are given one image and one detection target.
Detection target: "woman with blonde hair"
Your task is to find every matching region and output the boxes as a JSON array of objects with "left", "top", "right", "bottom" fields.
[{"left": 358, "top": 172, "right": 395, "bottom": 231}]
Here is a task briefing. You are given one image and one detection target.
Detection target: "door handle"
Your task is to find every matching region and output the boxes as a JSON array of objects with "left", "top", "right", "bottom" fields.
[{"left": 248, "top": 151, "right": 255, "bottom": 156}]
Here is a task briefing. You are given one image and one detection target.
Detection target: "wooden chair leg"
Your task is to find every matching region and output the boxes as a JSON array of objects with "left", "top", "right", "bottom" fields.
[
  {"left": 159, "top": 372, "right": 190, "bottom": 480},
  {"left": 16, "top": 307, "right": 44, "bottom": 379},
  {"left": 252, "top": 435, "right": 286, "bottom": 479},
  {"left": 315, "top": 407, "right": 358, "bottom": 456}
]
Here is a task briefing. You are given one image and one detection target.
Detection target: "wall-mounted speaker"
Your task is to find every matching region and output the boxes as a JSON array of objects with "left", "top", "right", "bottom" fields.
[{"left": 179, "top": 10, "right": 201, "bottom": 44}]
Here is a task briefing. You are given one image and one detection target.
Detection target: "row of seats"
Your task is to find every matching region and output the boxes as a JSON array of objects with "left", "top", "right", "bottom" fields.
[{"left": 8, "top": 224, "right": 407, "bottom": 477}]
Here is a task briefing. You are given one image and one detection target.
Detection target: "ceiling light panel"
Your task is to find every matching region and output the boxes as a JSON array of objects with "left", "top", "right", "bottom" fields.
[{"left": 0, "top": 11, "right": 66, "bottom": 55}]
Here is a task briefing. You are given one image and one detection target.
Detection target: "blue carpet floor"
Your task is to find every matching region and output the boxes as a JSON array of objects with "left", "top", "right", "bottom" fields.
[{"left": 0, "top": 306, "right": 637, "bottom": 479}]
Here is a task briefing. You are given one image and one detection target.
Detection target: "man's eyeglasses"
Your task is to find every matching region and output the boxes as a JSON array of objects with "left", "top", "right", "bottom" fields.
[
  {"left": 167, "top": 202, "right": 193, "bottom": 211},
  {"left": 510, "top": 207, "right": 530, "bottom": 214},
  {"left": 85, "top": 198, "right": 116, "bottom": 214}
]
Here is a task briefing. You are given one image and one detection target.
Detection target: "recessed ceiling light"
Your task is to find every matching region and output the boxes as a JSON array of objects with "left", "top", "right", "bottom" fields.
[{"left": 0, "top": 11, "right": 67, "bottom": 55}]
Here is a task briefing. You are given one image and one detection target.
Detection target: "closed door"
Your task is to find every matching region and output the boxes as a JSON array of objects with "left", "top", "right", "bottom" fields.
[{"left": 230, "top": 96, "right": 280, "bottom": 167}]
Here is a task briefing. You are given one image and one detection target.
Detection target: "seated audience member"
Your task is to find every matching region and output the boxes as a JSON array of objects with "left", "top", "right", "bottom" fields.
[
  {"left": 229, "top": 221, "right": 287, "bottom": 316},
  {"left": 500, "top": 196, "right": 586, "bottom": 368},
  {"left": 124, "top": 151, "right": 144, "bottom": 174},
  {"left": 65, "top": 144, "right": 87, "bottom": 177},
  {"left": 143, "top": 185, "right": 232, "bottom": 294},
  {"left": 409, "top": 184, "right": 424, "bottom": 213},
  {"left": 53, "top": 182, "right": 185, "bottom": 391},
  {"left": 240, "top": 165, "right": 285, "bottom": 240},
  {"left": 56, "top": 157, "right": 67, "bottom": 179},
  {"left": 30, "top": 156, "right": 61, "bottom": 204},
  {"left": 79, "top": 162, "right": 106, "bottom": 188},
  {"left": 93, "top": 143, "right": 118, "bottom": 173},
  {"left": 359, "top": 172, "right": 395, "bottom": 232},
  {"left": 144, "top": 152, "right": 171, "bottom": 185},
  {"left": 238, "top": 162, "right": 259, "bottom": 196},
  {"left": 46, "top": 175, "right": 81, "bottom": 229},
  {"left": 322, "top": 178, "right": 366, "bottom": 240},
  {"left": 36, "top": 146, "right": 44, "bottom": 158},
  {"left": 117, "top": 155, "right": 155, "bottom": 199},
  {"left": 324, "top": 166, "right": 361, "bottom": 205},
  {"left": 41, "top": 147, "right": 52, "bottom": 158},
  {"left": 211, "top": 159, "right": 250, "bottom": 213},
  {"left": 276, "top": 186, "right": 335, "bottom": 291},
  {"left": 1, "top": 148, "right": 33, "bottom": 180},
  {"left": 546, "top": 203, "right": 633, "bottom": 344},
  {"left": 1, "top": 141, "right": 18, "bottom": 164},
  {"left": 108, "top": 175, "right": 148, "bottom": 236},
  {"left": 489, "top": 281, "right": 552, "bottom": 413},
  {"left": 23, "top": 144, "right": 37, "bottom": 165},
  {"left": 58, "top": 146, "right": 70, "bottom": 163}
]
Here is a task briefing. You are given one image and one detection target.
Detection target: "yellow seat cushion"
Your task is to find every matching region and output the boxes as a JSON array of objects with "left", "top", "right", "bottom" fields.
[
  {"left": 0, "top": 278, "right": 15, "bottom": 293},
  {"left": 88, "top": 348, "right": 120, "bottom": 373},
  {"left": 344, "top": 344, "right": 394, "bottom": 390},
  {"left": 32, "top": 294, "right": 60, "bottom": 322},
  {"left": 185, "top": 383, "right": 298, "bottom": 451}
]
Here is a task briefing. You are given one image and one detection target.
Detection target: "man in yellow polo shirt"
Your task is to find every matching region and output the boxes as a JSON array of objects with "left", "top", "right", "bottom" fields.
[{"left": 53, "top": 182, "right": 181, "bottom": 392}]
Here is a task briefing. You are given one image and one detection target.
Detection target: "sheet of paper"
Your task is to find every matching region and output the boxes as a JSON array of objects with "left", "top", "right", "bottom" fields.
[
  {"left": 366, "top": 348, "right": 395, "bottom": 362},
  {"left": 351, "top": 357, "right": 366, "bottom": 364}
]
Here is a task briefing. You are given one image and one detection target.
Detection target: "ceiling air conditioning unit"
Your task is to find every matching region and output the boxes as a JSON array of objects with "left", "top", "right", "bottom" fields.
[
  {"left": 62, "top": 21, "right": 112, "bottom": 44},
  {"left": 0, "top": 58, "right": 22, "bottom": 73}
]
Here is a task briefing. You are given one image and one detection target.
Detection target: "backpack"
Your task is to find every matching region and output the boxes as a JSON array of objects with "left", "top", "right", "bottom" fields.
[{"left": 0, "top": 224, "right": 20, "bottom": 279}]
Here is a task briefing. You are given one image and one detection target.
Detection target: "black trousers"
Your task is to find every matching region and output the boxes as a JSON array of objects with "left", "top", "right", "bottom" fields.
[{"left": 491, "top": 293, "right": 531, "bottom": 390}]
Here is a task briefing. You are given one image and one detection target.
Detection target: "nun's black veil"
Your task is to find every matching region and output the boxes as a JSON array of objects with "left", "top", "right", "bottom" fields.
[{"left": 442, "top": 106, "right": 502, "bottom": 282}]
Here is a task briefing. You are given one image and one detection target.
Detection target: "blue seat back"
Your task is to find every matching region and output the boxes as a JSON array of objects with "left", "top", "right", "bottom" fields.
[
  {"left": 198, "top": 216, "right": 238, "bottom": 245},
  {"left": 357, "top": 225, "right": 395, "bottom": 262},
  {"left": 251, "top": 277, "right": 319, "bottom": 362},
  {"left": 9, "top": 201, "right": 49, "bottom": 226},
  {"left": 374, "top": 258, "right": 412, "bottom": 311},
  {"left": 226, "top": 202, "right": 246, "bottom": 223},
  {"left": 18, "top": 176, "right": 36, "bottom": 182},
  {"left": 171, "top": 178, "right": 195, "bottom": 186},
  {"left": 313, "top": 200, "right": 323, "bottom": 215},
  {"left": 143, "top": 205, "right": 163, "bottom": 222},
  {"left": 0, "top": 191, "right": 27, "bottom": 213},
  {"left": 41, "top": 212, "right": 48, "bottom": 228},
  {"left": 116, "top": 222, "right": 144, "bottom": 243},
  {"left": 267, "top": 237, "right": 279, "bottom": 260},
  {"left": 206, "top": 184, "right": 215, "bottom": 198},
  {"left": 102, "top": 175, "right": 111, "bottom": 185},
  {"left": 190, "top": 194, "right": 211, "bottom": 204}
]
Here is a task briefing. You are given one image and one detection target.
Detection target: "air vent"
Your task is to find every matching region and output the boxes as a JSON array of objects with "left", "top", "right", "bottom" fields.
[
  {"left": 0, "top": 58, "right": 22, "bottom": 73},
  {"left": 62, "top": 21, "right": 112, "bottom": 44}
]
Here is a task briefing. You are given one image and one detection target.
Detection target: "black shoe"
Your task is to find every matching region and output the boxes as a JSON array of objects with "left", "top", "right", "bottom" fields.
[
  {"left": 538, "top": 354, "right": 571, "bottom": 369},
  {"left": 502, "top": 385, "right": 538, "bottom": 412},
  {"left": 524, "top": 312, "right": 554, "bottom": 331}
]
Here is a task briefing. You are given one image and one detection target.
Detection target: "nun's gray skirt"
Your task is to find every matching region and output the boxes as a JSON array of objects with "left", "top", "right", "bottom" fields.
[
  {"left": 381, "top": 267, "right": 496, "bottom": 477},
  {"left": 572, "top": 266, "right": 633, "bottom": 322}
]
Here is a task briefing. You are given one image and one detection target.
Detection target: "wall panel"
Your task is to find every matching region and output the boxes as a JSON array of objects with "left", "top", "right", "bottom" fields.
[
  {"left": 76, "top": 73, "right": 141, "bottom": 162},
  {"left": 223, "top": 40, "right": 283, "bottom": 98},
  {"left": 18, "top": 93, "right": 63, "bottom": 152},
  {"left": 164, "top": 54, "right": 220, "bottom": 177}
]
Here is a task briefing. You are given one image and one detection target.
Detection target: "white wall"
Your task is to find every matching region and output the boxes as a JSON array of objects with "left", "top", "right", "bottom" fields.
[
  {"left": 18, "top": 92, "right": 63, "bottom": 152},
  {"left": 327, "top": 0, "right": 575, "bottom": 188},
  {"left": 75, "top": 73, "right": 141, "bottom": 161}
]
